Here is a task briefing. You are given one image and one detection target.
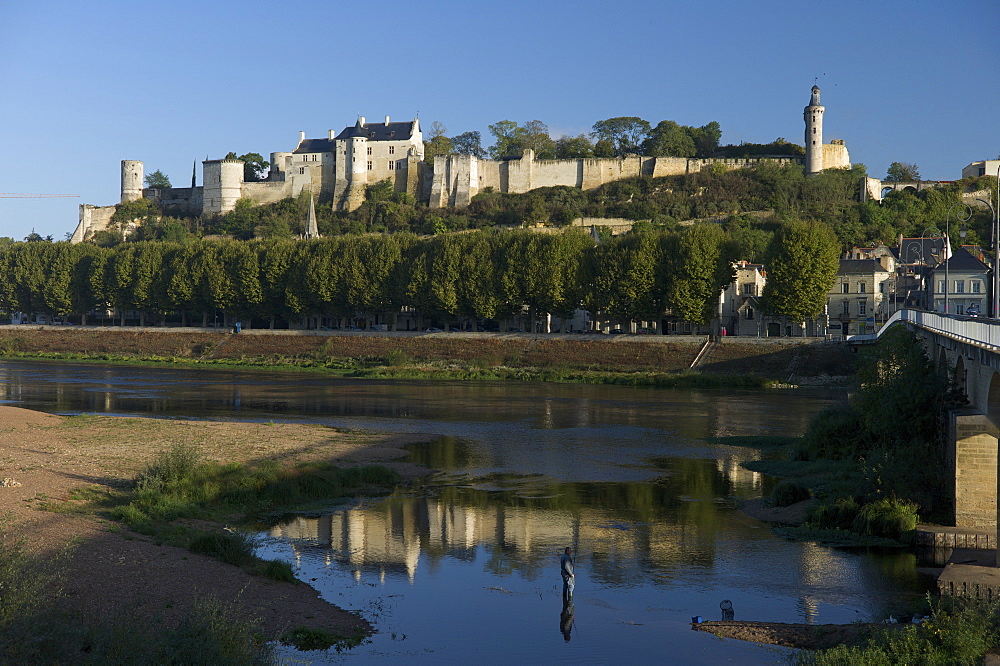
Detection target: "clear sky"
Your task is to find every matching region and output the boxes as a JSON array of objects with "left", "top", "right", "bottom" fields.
[{"left": 1, "top": 0, "right": 997, "bottom": 241}]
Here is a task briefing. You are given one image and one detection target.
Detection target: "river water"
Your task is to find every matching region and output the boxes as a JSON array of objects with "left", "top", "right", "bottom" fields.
[{"left": 0, "top": 360, "right": 933, "bottom": 664}]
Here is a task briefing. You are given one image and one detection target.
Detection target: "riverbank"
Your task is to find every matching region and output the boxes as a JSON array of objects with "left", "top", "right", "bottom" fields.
[
  {"left": 0, "top": 326, "right": 856, "bottom": 386},
  {"left": 0, "top": 406, "right": 436, "bottom": 648}
]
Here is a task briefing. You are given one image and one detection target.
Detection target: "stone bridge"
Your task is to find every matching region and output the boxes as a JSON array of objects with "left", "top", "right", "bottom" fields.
[
  {"left": 864, "top": 310, "right": 1000, "bottom": 536},
  {"left": 862, "top": 177, "right": 950, "bottom": 202}
]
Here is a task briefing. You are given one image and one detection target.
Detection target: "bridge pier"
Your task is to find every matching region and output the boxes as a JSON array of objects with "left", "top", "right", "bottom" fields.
[{"left": 950, "top": 408, "right": 998, "bottom": 532}]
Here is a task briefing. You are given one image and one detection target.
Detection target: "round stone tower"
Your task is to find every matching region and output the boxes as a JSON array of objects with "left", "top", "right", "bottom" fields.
[
  {"left": 346, "top": 136, "right": 368, "bottom": 212},
  {"left": 121, "top": 160, "right": 144, "bottom": 202},
  {"left": 803, "top": 85, "right": 824, "bottom": 174}
]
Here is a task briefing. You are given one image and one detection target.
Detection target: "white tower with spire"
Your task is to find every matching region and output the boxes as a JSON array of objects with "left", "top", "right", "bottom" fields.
[{"left": 804, "top": 84, "right": 824, "bottom": 174}]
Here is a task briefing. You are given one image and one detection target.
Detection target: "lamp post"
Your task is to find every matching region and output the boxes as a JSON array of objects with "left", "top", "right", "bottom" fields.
[
  {"left": 921, "top": 227, "right": 943, "bottom": 311},
  {"left": 995, "top": 164, "right": 1000, "bottom": 318},
  {"left": 974, "top": 196, "right": 998, "bottom": 317},
  {"left": 945, "top": 204, "right": 973, "bottom": 314}
]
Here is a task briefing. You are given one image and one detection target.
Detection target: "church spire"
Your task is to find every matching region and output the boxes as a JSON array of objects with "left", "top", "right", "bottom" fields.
[{"left": 305, "top": 193, "right": 319, "bottom": 239}]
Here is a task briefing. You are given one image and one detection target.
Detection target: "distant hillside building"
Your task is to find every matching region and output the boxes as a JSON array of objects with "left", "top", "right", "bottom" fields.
[{"left": 73, "top": 85, "right": 851, "bottom": 242}]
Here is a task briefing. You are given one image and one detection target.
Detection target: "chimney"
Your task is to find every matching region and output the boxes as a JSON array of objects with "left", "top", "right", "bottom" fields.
[
  {"left": 359, "top": 116, "right": 366, "bottom": 126},
  {"left": 328, "top": 129, "right": 335, "bottom": 140},
  {"left": 298, "top": 131, "right": 306, "bottom": 144},
  {"left": 385, "top": 115, "right": 390, "bottom": 125}
]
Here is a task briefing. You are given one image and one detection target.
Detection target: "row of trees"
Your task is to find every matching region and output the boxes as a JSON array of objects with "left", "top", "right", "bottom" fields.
[
  {"left": 0, "top": 223, "right": 839, "bottom": 329},
  {"left": 423, "top": 117, "right": 728, "bottom": 162}
]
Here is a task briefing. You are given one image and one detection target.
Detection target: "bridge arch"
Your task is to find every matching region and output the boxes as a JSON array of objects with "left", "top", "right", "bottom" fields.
[
  {"left": 955, "top": 355, "right": 968, "bottom": 398},
  {"left": 987, "top": 372, "right": 1000, "bottom": 431}
]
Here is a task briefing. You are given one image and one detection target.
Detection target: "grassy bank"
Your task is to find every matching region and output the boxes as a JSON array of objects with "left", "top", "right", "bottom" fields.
[
  {"left": 37, "top": 443, "right": 401, "bottom": 656},
  {"left": 0, "top": 327, "right": 856, "bottom": 388},
  {"left": 55, "top": 444, "right": 400, "bottom": 581}
]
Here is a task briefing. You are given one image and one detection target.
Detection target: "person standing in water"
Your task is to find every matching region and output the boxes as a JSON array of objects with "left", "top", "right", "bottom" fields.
[{"left": 560, "top": 546, "right": 575, "bottom": 600}]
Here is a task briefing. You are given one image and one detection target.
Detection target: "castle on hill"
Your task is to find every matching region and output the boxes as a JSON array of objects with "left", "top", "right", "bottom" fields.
[{"left": 72, "top": 86, "right": 850, "bottom": 242}]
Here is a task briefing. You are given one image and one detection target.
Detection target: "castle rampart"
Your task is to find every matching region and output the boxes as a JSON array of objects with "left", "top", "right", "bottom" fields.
[{"left": 428, "top": 152, "right": 806, "bottom": 208}]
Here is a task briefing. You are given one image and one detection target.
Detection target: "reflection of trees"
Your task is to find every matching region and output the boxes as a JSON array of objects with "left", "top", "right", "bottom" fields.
[{"left": 404, "top": 436, "right": 473, "bottom": 470}]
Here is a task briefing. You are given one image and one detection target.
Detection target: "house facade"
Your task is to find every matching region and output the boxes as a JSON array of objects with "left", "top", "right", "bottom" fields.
[
  {"left": 827, "top": 256, "right": 892, "bottom": 337},
  {"left": 929, "top": 246, "right": 991, "bottom": 315}
]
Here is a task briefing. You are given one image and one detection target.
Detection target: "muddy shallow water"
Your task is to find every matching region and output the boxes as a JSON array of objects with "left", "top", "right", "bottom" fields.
[{"left": 0, "top": 360, "right": 933, "bottom": 663}]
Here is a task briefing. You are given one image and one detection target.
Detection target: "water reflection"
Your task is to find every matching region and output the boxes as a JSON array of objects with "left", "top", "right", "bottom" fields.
[{"left": 0, "top": 359, "right": 931, "bottom": 662}]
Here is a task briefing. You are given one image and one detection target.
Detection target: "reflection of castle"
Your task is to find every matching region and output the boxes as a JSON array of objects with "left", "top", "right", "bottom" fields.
[{"left": 268, "top": 480, "right": 748, "bottom": 586}]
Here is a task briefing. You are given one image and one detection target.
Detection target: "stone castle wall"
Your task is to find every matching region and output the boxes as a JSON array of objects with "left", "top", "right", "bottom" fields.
[{"left": 428, "top": 152, "right": 806, "bottom": 208}]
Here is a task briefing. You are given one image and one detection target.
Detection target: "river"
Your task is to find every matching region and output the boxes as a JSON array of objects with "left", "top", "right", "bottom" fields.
[{"left": 0, "top": 360, "right": 933, "bottom": 664}]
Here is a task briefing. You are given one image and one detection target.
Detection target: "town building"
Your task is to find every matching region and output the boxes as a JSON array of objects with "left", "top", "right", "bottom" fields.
[
  {"left": 929, "top": 246, "right": 991, "bottom": 316},
  {"left": 827, "top": 251, "right": 893, "bottom": 337}
]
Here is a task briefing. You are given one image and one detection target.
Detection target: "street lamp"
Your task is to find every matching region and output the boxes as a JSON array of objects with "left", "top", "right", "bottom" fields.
[
  {"left": 921, "top": 227, "right": 943, "bottom": 311},
  {"left": 995, "top": 163, "right": 1000, "bottom": 318},
  {"left": 945, "top": 204, "right": 973, "bottom": 314}
]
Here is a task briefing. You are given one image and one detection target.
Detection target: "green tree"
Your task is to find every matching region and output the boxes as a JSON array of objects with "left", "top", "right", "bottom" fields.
[
  {"left": 885, "top": 161, "right": 920, "bottom": 182},
  {"left": 666, "top": 224, "right": 728, "bottom": 324},
  {"left": 590, "top": 117, "right": 651, "bottom": 156},
  {"left": 452, "top": 131, "right": 486, "bottom": 158},
  {"left": 761, "top": 220, "right": 840, "bottom": 324},
  {"left": 238, "top": 153, "right": 269, "bottom": 182},
  {"left": 424, "top": 135, "right": 454, "bottom": 161},
  {"left": 555, "top": 135, "right": 595, "bottom": 159},
  {"left": 642, "top": 121, "right": 695, "bottom": 157},
  {"left": 593, "top": 139, "right": 616, "bottom": 158},
  {"left": 144, "top": 170, "right": 171, "bottom": 189},
  {"left": 487, "top": 120, "right": 556, "bottom": 159},
  {"left": 519, "top": 120, "right": 556, "bottom": 159}
]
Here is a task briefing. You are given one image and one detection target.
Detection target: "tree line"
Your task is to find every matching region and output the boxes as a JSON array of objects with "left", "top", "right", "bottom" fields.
[
  {"left": 423, "top": 116, "right": 740, "bottom": 162},
  {"left": 0, "top": 222, "right": 839, "bottom": 330}
]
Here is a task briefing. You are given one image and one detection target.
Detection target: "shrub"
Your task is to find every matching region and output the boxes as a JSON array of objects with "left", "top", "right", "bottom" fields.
[
  {"left": 802, "top": 597, "right": 999, "bottom": 665},
  {"left": 259, "top": 559, "right": 296, "bottom": 583},
  {"left": 851, "top": 497, "right": 918, "bottom": 541},
  {"left": 281, "top": 626, "right": 367, "bottom": 652},
  {"left": 797, "top": 407, "right": 863, "bottom": 460},
  {"left": 807, "top": 496, "right": 861, "bottom": 531},
  {"left": 188, "top": 530, "right": 257, "bottom": 567},
  {"left": 771, "top": 480, "right": 811, "bottom": 507},
  {"left": 135, "top": 444, "right": 202, "bottom": 495},
  {"left": 384, "top": 349, "right": 411, "bottom": 366}
]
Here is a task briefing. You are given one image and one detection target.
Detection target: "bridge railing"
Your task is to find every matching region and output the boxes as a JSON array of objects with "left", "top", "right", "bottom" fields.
[{"left": 858, "top": 309, "right": 1000, "bottom": 351}]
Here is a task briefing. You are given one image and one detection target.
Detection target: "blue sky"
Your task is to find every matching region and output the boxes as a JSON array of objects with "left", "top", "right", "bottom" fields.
[{"left": 1, "top": 0, "right": 997, "bottom": 240}]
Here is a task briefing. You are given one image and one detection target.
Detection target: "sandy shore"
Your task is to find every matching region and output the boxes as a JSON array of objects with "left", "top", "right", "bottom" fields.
[{"left": 0, "top": 406, "right": 435, "bottom": 640}]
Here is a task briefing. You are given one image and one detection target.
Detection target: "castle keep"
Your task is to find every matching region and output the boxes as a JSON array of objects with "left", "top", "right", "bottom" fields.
[{"left": 73, "top": 86, "right": 850, "bottom": 242}]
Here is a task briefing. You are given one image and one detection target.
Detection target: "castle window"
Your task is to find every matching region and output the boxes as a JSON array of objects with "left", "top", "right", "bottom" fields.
[
  {"left": 367, "top": 161, "right": 372, "bottom": 170},
  {"left": 390, "top": 131, "right": 395, "bottom": 137},
  {"left": 367, "top": 147, "right": 372, "bottom": 155},
  {"left": 312, "top": 155, "right": 317, "bottom": 161},
  {"left": 858, "top": 282, "right": 865, "bottom": 293},
  {"left": 389, "top": 146, "right": 395, "bottom": 155},
  {"left": 388, "top": 161, "right": 394, "bottom": 170},
  {"left": 299, "top": 167, "right": 305, "bottom": 174},
  {"left": 842, "top": 283, "right": 849, "bottom": 294}
]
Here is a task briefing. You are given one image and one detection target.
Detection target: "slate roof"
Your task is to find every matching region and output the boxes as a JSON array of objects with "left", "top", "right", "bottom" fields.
[
  {"left": 293, "top": 138, "right": 336, "bottom": 154},
  {"left": 937, "top": 246, "right": 991, "bottom": 273},
  {"left": 335, "top": 119, "right": 415, "bottom": 141},
  {"left": 837, "top": 259, "right": 888, "bottom": 275},
  {"left": 892, "top": 238, "right": 947, "bottom": 265}
]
